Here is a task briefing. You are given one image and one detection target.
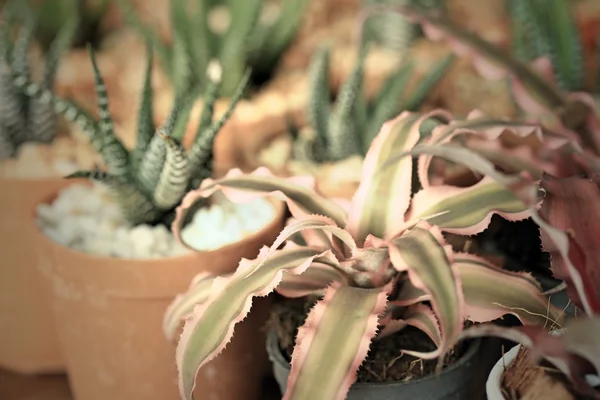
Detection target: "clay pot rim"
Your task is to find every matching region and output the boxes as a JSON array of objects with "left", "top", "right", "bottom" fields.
[
  {"left": 0, "top": 175, "right": 67, "bottom": 185},
  {"left": 32, "top": 180, "right": 288, "bottom": 266},
  {"left": 266, "top": 329, "right": 482, "bottom": 390}
]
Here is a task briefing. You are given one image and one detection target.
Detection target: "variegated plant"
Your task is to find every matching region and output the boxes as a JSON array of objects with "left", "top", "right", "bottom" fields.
[
  {"left": 371, "top": 4, "right": 600, "bottom": 161},
  {"left": 300, "top": 44, "right": 454, "bottom": 163},
  {"left": 12, "top": 43, "right": 249, "bottom": 226},
  {"left": 120, "top": 0, "right": 308, "bottom": 97},
  {"left": 0, "top": 2, "right": 77, "bottom": 161},
  {"left": 163, "top": 109, "right": 565, "bottom": 400}
]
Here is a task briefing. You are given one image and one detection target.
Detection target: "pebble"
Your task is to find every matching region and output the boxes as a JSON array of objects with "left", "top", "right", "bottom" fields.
[{"left": 37, "top": 182, "right": 277, "bottom": 259}]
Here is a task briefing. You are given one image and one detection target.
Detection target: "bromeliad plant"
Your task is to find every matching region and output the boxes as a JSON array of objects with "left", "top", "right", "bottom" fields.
[
  {"left": 371, "top": 4, "right": 600, "bottom": 164},
  {"left": 459, "top": 173, "right": 600, "bottom": 398},
  {"left": 0, "top": 1, "right": 77, "bottom": 161},
  {"left": 11, "top": 42, "right": 250, "bottom": 225},
  {"left": 120, "top": 0, "right": 308, "bottom": 97},
  {"left": 163, "top": 109, "right": 565, "bottom": 399},
  {"left": 299, "top": 44, "right": 454, "bottom": 163}
]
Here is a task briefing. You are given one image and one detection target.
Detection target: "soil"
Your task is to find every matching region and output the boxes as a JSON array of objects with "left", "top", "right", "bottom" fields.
[
  {"left": 267, "top": 295, "right": 465, "bottom": 384},
  {"left": 502, "top": 347, "right": 595, "bottom": 400}
]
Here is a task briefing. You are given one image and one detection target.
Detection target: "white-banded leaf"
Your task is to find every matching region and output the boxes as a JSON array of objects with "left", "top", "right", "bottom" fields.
[{"left": 152, "top": 134, "right": 190, "bottom": 210}]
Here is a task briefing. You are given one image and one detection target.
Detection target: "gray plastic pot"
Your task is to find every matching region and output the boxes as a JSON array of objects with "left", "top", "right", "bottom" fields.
[{"left": 266, "top": 330, "right": 483, "bottom": 399}]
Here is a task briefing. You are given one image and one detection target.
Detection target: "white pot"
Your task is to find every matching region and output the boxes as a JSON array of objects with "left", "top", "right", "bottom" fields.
[{"left": 486, "top": 329, "right": 600, "bottom": 399}]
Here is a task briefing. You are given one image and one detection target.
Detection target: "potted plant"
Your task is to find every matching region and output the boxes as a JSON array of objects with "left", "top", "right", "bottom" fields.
[
  {"left": 254, "top": 42, "right": 454, "bottom": 200},
  {"left": 0, "top": 3, "right": 99, "bottom": 374},
  {"left": 16, "top": 43, "right": 286, "bottom": 400},
  {"left": 117, "top": 0, "right": 311, "bottom": 167},
  {"left": 164, "top": 109, "right": 565, "bottom": 399},
  {"left": 460, "top": 173, "right": 600, "bottom": 399}
]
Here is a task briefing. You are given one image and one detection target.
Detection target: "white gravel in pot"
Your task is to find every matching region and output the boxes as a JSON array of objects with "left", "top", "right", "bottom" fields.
[{"left": 37, "top": 182, "right": 277, "bottom": 259}]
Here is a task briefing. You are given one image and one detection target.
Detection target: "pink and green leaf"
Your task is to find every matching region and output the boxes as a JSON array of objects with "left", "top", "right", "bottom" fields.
[
  {"left": 347, "top": 110, "right": 452, "bottom": 243},
  {"left": 175, "top": 245, "right": 338, "bottom": 400},
  {"left": 284, "top": 282, "right": 390, "bottom": 400},
  {"left": 164, "top": 273, "right": 222, "bottom": 341},
  {"left": 388, "top": 221, "right": 463, "bottom": 358},
  {"left": 407, "top": 175, "right": 532, "bottom": 236},
  {"left": 172, "top": 167, "right": 347, "bottom": 241},
  {"left": 538, "top": 174, "right": 600, "bottom": 315},
  {"left": 454, "top": 253, "right": 565, "bottom": 326},
  {"left": 277, "top": 262, "right": 350, "bottom": 298}
]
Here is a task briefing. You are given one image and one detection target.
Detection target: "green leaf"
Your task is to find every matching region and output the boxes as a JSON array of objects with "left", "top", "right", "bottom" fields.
[
  {"left": 152, "top": 134, "right": 190, "bottom": 210},
  {"left": 402, "top": 52, "right": 455, "bottom": 111},
  {"left": 285, "top": 283, "right": 389, "bottom": 400},
  {"left": 188, "top": 68, "right": 250, "bottom": 187},
  {"left": 307, "top": 46, "right": 332, "bottom": 160},
  {"left": 88, "top": 46, "right": 129, "bottom": 177},
  {"left": 327, "top": 48, "right": 365, "bottom": 161},
  {"left": 133, "top": 44, "right": 156, "bottom": 171}
]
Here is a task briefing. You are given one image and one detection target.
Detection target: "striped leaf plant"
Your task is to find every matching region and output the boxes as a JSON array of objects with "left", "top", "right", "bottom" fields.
[
  {"left": 372, "top": 3, "right": 600, "bottom": 163},
  {"left": 12, "top": 42, "right": 249, "bottom": 226},
  {"left": 163, "top": 109, "right": 565, "bottom": 400},
  {"left": 298, "top": 43, "right": 455, "bottom": 163},
  {"left": 120, "top": 0, "right": 308, "bottom": 98},
  {"left": 0, "top": 1, "right": 77, "bottom": 161}
]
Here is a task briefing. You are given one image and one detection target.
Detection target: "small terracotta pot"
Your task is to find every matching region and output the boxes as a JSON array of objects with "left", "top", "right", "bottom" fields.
[
  {"left": 34, "top": 188, "right": 286, "bottom": 400},
  {"left": 0, "top": 177, "right": 72, "bottom": 374}
]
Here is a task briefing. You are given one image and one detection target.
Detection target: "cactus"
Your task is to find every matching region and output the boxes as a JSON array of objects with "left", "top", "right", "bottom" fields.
[
  {"left": 120, "top": 0, "right": 309, "bottom": 98},
  {"left": 0, "top": 1, "right": 77, "bottom": 161},
  {"left": 300, "top": 44, "right": 455, "bottom": 163},
  {"left": 13, "top": 43, "right": 250, "bottom": 226}
]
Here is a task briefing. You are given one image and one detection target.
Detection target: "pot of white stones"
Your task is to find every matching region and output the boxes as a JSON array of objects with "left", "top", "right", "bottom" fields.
[
  {"left": 33, "top": 181, "right": 286, "bottom": 400},
  {"left": 0, "top": 138, "right": 98, "bottom": 374}
]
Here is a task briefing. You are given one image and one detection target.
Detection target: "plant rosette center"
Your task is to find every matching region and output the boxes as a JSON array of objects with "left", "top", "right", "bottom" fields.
[{"left": 37, "top": 183, "right": 278, "bottom": 259}]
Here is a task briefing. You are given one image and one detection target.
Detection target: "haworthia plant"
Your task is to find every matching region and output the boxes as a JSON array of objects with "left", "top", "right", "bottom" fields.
[
  {"left": 301, "top": 44, "right": 454, "bottom": 163},
  {"left": 120, "top": 0, "right": 308, "bottom": 97},
  {"left": 0, "top": 1, "right": 77, "bottom": 161},
  {"left": 163, "top": 110, "right": 564, "bottom": 400},
  {"left": 361, "top": 0, "right": 445, "bottom": 51},
  {"left": 507, "top": 0, "right": 584, "bottom": 92},
  {"left": 12, "top": 43, "right": 250, "bottom": 226}
]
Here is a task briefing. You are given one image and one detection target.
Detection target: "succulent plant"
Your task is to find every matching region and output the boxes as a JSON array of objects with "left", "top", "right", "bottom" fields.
[
  {"left": 12, "top": 42, "right": 249, "bottom": 226},
  {"left": 120, "top": 0, "right": 308, "bottom": 98},
  {"left": 301, "top": 44, "right": 454, "bottom": 163},
  {"left": 381, "top": 4, "right": 600, "bottom": 164},
  {"left": 0, "top": 1, "right": 77, "bottom": 161},
  {"left": 163, "top": 109, "right": 564, "bottom": 399},
  {"left": 361, "top": 0, "right": 445, "bottom": 51}
]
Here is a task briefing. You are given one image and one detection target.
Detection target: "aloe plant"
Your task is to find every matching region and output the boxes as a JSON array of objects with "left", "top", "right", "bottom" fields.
[
  {"left": 301, "top": 44, "right": 454, "bottom": 163},
  {"left": 162, "top": 109, "right": 564, "bottom": 399},
  {"left": 375, "top": 4, "right": 600, "bottom": 161},
  {"left": 120, "top": 0, "right": 308, "bottom": 98},
  {"left": 0, "top": 2, "right": 77, "bottom": 161},
  {"left": 12, "top": 42, "right": 249, "bottom": 226}
]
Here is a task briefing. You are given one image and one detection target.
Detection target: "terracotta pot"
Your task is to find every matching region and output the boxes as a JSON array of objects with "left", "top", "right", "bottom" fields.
[
  {"left": 0, "top": 177, "right": 72, "bottom": 374},
  {"left": 34, "top": 188, "right": 286, "bottom": 400}
]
